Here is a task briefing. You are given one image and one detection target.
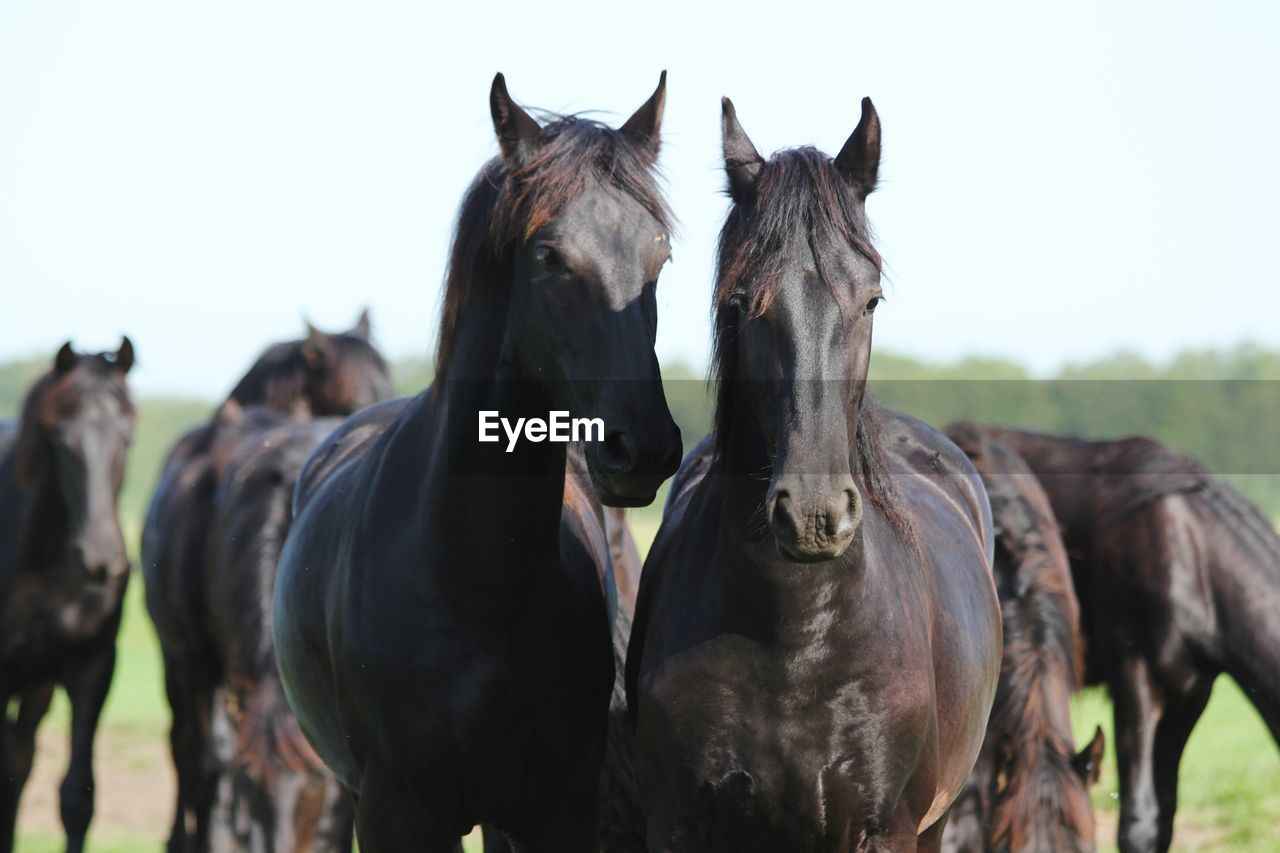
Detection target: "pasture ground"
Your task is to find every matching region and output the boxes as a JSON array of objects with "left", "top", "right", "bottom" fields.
[{"left": 13, "top": 513, "right": 1280, "bottom": 851}]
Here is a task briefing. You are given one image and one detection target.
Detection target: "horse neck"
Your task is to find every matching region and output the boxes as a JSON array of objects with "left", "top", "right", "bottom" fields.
[
  {"left": 713, "top": 402, "right": 866, "bottom": 648},
  {"left": 989, "top": 588, "right": 1085, "bottom": 846},
  {"left": 404, "top": 267, "right": 570, "bottom": 596},
  {"left": 0, "top": 442, "right": 70, "bottom": 574},
  {"left": 1199, "top": 483, "right": 1280, "bottom": 731},
  {"left": 229, "top": 346, "right": 309, "bottom": 414}
]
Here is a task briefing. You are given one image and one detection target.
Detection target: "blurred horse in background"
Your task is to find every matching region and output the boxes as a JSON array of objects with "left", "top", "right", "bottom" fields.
[
  {"left": 0, "top": 338, "right": 136, "bottom": 853},
  {"left": 205, "top": 410, "right": 353, "bottom": 852},
  {"left": 982, "top": 427, "right": 1280, "bottom": 853},
  {"left": 942, "top": 423, "right": 1103, "bottom": 853},
  {"left": 143, "top": 311, "right": 391, "bottom": 852}
]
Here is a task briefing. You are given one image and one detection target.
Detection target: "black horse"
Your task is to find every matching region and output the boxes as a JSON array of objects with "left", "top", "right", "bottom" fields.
[
  {"left": 979, "top": 427, "right": 1280, "bottom": 853},
  {"left": 273, "top": 73, "right": 681, "bottom": 852},
  {"left": 0, "top": 339, "right": 136, "bottom": 853},
  {"left": 205, "top": 408, "right": 352, "bottom": 852},
  {"left": 627, "top": 98, "right": 1002, "bottom": 851},
  {"left": 144, "top": 312, "right": 390, "bottom": 852},
  {"left": 941, "top": 423, "right": 1103, "bottom": 853}
]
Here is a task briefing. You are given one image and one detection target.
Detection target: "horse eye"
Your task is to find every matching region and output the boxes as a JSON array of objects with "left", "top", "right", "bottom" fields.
[
  {"left": 864, "top": 296, "right": 884, "bottom": 316},
  {"left": 535, "top": 246, "right": 564, "bottom": 270}
]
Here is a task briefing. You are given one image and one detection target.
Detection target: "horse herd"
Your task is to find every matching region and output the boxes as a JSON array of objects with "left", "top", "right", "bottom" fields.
[{"left": 1, "top": 72, "right": 1277, "bottom": 853}]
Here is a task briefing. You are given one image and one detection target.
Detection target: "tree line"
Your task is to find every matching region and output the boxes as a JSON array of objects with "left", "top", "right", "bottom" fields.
[{"left": 2, "top": 342, "right": 1276, "bottom": 527}]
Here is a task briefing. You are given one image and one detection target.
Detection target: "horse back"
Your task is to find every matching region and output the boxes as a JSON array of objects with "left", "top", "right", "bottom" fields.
[{"left": 292, "top": 396, "right": 413, "bottom": 515}]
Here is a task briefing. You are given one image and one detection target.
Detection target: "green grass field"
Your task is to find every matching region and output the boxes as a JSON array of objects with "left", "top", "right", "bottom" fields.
[{"left": 15, "top": 510, "right": 1280, "bottom": 851}]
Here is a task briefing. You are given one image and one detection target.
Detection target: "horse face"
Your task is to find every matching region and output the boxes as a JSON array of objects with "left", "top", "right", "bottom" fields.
[
  {"left": 719, "top": 98, "right": 883, "bottom": 562},
  {"left": 736, "top": 253, "right": 879, "bottom": 563},
  {"left": 43, "top": 339, "right": 135, "bottom": 581},
  {"left": 492, "top": 74, "right": 682, "bottom": 507},
  {"left": 300, "top": 312, "right": 394, "bottom": 416}
]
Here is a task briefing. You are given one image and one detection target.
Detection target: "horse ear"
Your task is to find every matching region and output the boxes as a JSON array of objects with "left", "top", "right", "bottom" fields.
[
  {"left": 490, "top": 72, "right": 543, "bottom": 165},
  {"left": 114, "top": 336, "right": 135, "bottom": 374},
  {"left": 835, "top": 97, "right": 881, "bottom": 197},
  {"left": 350, "top": 308, "right": 372, "bottom": 341},
  {"left": 620, "top": 70, "right": 666, "bottom": 160},
  {"left": 54, "top": 341, "right": 77, "bottom": 375},
  {"left": 214, "top": 398, "right": 244, "bottom": 427},
  {"left": 1073, "top": 726, "right": 1106, "bottom": 785},
  {"left": 721, "top": 97, "right": 765, "bottom": 204},
  {"left": 300, "top": 324, "right": 334, "bottom": 369}
]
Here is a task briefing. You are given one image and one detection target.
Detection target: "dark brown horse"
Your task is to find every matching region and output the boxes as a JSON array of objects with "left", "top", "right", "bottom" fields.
[
  {"left": 273, "top": 73, "right": 681, "bottom": 852},
  {"left": 598, "top": 504, "right": 646, "bottom": 853},
  {"left": 0, "top": 338, "right": 136, "bottom": 853},
  {"left": 626, "top": 98, "right": 1002, "bottom": 851},
  {"left": 143, "top": 312, "right": 391, "bottom": 852},
  {"left": 940, "top": 423, "right": 1104, "bottom": 853},
  {"left": 205, "top": 409, "right": 352, "bottom": 852},
  {"left": 978, "top": 426, "right": 1280, "bottom": 853}
]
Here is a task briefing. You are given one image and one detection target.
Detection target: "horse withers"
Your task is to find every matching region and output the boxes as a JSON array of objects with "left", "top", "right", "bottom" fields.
[
  {"left": 627, "top": 98, "right": 1002, "bottom": 851},
  {"left": 0, "top": 339, "right": 136, "bottom": 853}
]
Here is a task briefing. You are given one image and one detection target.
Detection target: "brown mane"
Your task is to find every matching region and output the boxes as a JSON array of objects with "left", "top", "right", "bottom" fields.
[
  {"left": 947, "top": 423, "right": 1093, "bottom": 850},
  {"left": 434, "top": 117, "right": 673, "bottom": 378},
  {"left": 714, "top": 146, "right": 880, "bottom": 319}
]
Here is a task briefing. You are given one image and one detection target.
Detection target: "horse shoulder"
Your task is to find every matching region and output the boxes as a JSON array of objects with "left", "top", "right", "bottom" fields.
[
  {"left": 293, "top": 396, "right": 412, "bottom": 514},
  {"left": 876, "top": 408, "right": 995, "bottom": 567},
  {"left": 627, "top": 463, "right": 721, "bottom": 716}
]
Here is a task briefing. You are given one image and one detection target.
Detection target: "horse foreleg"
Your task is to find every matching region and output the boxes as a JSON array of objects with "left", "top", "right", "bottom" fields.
[
  {"left": 8, "top": 683, "right": 56, "bottom": 822},
  {"left": 917, "top": 806, "right": 952, "bottom": 853},
  {"left": 0, "top": 687, "right": 17, "bottom": 853},
  {"left": 482, "top": 826, "right": 514, "bottom": 853},
  {"left": 351, "top": 764, "right": 462, "bottom": 853},
  {"left": 163, "top": 654, "right": 220, "bottom": 853},
  {"left": 1110, "top": 655, "right": 1163, "bottom": 853},
  {"left": 58, "top": 640, "right": 115, "bottom": 853},
  {"left": 1149, "top": 675, "right": 1214, "bottom": 853}
]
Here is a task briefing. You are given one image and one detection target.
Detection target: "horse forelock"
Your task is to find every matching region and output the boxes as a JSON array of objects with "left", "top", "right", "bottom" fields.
[{"left": 435, "top": 116, "right": 672, "bottom": 379}]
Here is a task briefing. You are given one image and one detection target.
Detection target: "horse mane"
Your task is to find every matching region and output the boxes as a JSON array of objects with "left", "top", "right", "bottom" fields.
[
  {"left": 229, "top": 677, "right": 326, "bottom": 786},
  {"left": 713, "top": 146, "right": 880, "bottom": 319},
  {"left": 710, "top": 146, "right": 905, "bottom": 537},
  {"left": 947, "top": 424, "right": 1092, "bottom": 849},
  {"left": 434, "top": 116, "right": 673, "bottom": 378},
  {"left": 1096, "top": 436, "right": 1211, "bottom": 519},
  {"left": 14, "top": 356, "right": 133, "bottom": 486}
]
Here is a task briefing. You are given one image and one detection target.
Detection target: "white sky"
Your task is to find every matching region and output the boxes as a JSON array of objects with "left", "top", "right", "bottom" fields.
[{"left": 2, "top": 1, "right": 1277, "bottom": 396}]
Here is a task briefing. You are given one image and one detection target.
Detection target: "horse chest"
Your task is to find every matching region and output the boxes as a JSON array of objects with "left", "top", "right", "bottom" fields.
[
  {"left": 0, "top": 571, "right": 122, "bottom": 673},
  {"left": 643, "top": 640, "right": 931, "bottom": 842}
]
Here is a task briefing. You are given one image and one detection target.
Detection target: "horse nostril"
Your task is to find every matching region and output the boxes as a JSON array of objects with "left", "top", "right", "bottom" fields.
[
  {"left": 599, "top": 429, "right": 638, "bottom": 474},
  {"left": 769, "top": 490, "right": 794, "bottom": 533}
]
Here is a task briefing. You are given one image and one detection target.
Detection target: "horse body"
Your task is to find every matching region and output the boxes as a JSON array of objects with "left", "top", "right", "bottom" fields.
[
  {"left": 633, "top": 417, "right": 998, "bottom": 851},
  {"left": 940, "top": 424, "right": 1102, "bottom": 853},
  {"left": 979, "top": 427, "right": 1280, "bottom": 853},
  {"left": 142, "top": 313, "right": 391, "bottom": 852},
  {"left": 274, "top": 74, "right": 680, "bottom": 852},
  {"left": 0, "top": 340, "right": 135, "bottom": 853},
  {"left": 278, "top": 390, "right": 617, "bottom": 846},
  {"left": 628, "top": 98, "right": 1001, "bottom": 852},
  {"left": 204, "top": 415, "right": 353, "bottom": 852}
]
